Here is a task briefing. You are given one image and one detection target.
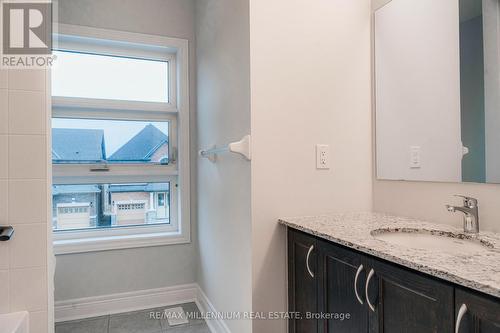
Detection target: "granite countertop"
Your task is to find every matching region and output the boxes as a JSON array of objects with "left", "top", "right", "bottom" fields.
[{"left": 278, "top": 212, "right": 500, "bottom": 298}]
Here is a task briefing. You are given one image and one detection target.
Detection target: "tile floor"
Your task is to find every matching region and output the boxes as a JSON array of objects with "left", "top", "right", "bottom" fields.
[{"left": 55, "top": 302, "right": 211, "bottom": 333}]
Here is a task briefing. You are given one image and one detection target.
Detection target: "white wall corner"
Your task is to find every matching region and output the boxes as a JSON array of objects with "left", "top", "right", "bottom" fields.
[{"left": 195, "top": 287, "right": 232, "bottom": 333}]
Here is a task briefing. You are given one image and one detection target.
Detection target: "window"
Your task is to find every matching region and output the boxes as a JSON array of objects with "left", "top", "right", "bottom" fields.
[
  {"left": 52, "top": 25, "right": 190, "bottom": 254},
  {"left": 51, "top": 118, "right": 170, "bottom": 165},
  {"left": 52, "top": 182, "right": 173, "bottom": 231},
  {"left": 52, "top": 50, "right": 169, "bottom": 103}
]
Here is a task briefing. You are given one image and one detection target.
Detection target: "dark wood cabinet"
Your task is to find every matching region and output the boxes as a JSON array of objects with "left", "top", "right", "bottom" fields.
[
  {"left": 318, "top": 240, "right": 369, "bottom": 333},
  {"left": 288, "top": 228, "right": 319, "bottom": 333},
  {"left": 287, "top": 228, "right": 500, "bottom": 333},
  {"left": 369, "top": 258, "right": 454, "bottom": 333},
  {"left": 456, "top": 289, "right": 500, "bottom": 332}
]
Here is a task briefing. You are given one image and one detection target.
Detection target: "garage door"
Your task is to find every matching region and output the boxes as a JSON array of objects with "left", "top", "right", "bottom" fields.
[
  {"left": 57, "top": 205, "right": 91, "bottom": 230},
  {"left": 116, "top": 202, "right": 146, "bottom": 225}
]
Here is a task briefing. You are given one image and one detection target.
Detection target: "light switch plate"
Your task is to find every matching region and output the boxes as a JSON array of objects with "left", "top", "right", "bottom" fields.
[{"left": 316, "top": 144, "right": 330, "bottom": 169}]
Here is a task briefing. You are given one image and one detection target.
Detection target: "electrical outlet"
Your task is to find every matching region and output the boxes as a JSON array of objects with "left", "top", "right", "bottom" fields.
[{"left": 316, "top": 144, "right": 330, "bottom": 169}]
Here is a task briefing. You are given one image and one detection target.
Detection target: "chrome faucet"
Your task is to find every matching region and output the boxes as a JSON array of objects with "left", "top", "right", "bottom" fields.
[{"left": 446, "top": 195, "right": 479, "bottom": 234}]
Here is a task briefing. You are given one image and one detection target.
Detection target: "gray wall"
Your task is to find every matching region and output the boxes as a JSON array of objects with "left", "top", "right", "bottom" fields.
[
  {"left": 54, "top": 0, "right": 198, "bottom": 301},
  {"left": 195, "top": 1, "right": 252, "bottom": 332}
]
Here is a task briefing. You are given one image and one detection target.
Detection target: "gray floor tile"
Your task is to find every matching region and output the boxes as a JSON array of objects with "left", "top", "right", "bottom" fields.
[
  {"left": 109, "top": 309, "right": 163, "bottom": 333},
  {"left": 54, "top": 303, "right": 209, "bottom": 333},
  {"left": 55, "top": 316, "right": 109, "bottom": 333},
  {"left": 161, "top": 302, "right": 205, "bottom": 330}
]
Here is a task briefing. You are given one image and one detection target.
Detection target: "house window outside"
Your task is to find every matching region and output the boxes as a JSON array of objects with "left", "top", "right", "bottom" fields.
[
  {"left": 52, "top": 183, "right": 171, "bottom": 231},
  {"left": 51, "top": 25, "right": 190, "bottom": 254}
]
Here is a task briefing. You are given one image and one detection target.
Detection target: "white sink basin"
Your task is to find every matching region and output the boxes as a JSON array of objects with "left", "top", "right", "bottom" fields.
[
  {"left": 371, "top": 228, "right": 495, "bottom": 254},
  {"left": 0, "top": 311, "right": 29, "bottom": 333}
]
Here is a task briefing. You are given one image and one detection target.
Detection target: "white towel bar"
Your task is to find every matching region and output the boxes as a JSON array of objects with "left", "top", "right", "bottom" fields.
[{"left": 199, "top": 135, "right": 251, "bottom": 162}]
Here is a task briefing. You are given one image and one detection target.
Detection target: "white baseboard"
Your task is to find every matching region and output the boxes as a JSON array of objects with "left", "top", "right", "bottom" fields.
[
  {"left": 195, "top": 287, "right": 231, "bottom": 333},
  {"left": 55, "top": 283, "right": 230, "bottom": 333},
  {"left": 55, "top": 283, "right": 198, "bottom": 323}
]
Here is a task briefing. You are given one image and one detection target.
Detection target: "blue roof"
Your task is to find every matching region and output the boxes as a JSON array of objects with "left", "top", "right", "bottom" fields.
[
  {"left": 145, "top": 183, "right": 170, "bottom": 192},
  {"left": 52, "top": 185, "right": 101, "bottom": 195},
  {"left": 52, "top": 128, "right": 106, "bottom": 162},
  {"left": 108, "top": 124, "right": 168, "bottom": 162}
]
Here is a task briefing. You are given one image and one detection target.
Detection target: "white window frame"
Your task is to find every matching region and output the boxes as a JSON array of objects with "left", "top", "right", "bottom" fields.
[{"left": 51, "top": 24, "right": 190, "bottom": 255}]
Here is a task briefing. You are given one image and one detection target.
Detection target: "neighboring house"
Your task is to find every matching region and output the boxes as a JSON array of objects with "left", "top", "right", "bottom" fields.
[
  {"left": 106, "top": 183, "right": 170, "bottom": 226},
  {"left": 52, "top": 128, "right": 106, "bottom": 163},
  {"left": 52, "top": 185, "right": 101, "bottom": 230},
  {"left": 51, "top": 125, "right": 170, "bottom": 230},
  {"left": 108, "top": 124, "right": 169, "bottom": 164}
]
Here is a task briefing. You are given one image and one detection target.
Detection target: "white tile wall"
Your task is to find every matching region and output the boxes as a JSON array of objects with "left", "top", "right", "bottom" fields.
[
  {"left": 8, "top": 180, "right": 46, "bottom": 224},
  {"left": 8, "top": 70, "right": 45, "bottom": 92},
  {"left": 0, "top": 242, "right": 8, "bottom": 270},
  {"left": 0, "top": 69, "right": 7, "bottom": 89},
  {"left": 0, "top": 270, "right": 9, "bottom": 313},
  {"left": 9, "top": 91, "right": 45, "bottom": 134},
  {"left": 8, "top": 135, "right": 47, "bottom": 179},
  {"left": 0, "top": 180, "right": 7, "bottom": 225},
  {"left": 0, "top": 242, "right": 10, "bottom": 271},
  {"left": 9, "top": 224, "right": 47, "bottom": 269},
  {"left": 10, "top": 267, "right": 48, "bottom": 312},
  {"left": 0, "top": 176, "right": 8, "bottom": 275},
  {"left": 0, "top": 67, "right": 50, "bottom": 333},
  {"left": 0, "top": 89, "right": 7, "bottom": 134},
  {"left": 0, "top": 135, "right": 7, "bottom": 179}
]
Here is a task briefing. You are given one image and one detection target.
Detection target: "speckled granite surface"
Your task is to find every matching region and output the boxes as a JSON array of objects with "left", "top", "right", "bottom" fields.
[{"left": 279, "top": 212, "right": 500, "bottom": 299}]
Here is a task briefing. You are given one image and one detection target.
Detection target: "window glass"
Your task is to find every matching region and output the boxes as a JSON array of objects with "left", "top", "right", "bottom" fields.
[
  {"left": 51, "top": 50, "right": 169, "bottom": 103},
  {"left": 52, "top": 183, "right": 171, "bottom": 231},
  {"left": 52, "top": 118, "right": 169, "bottom": 164}
]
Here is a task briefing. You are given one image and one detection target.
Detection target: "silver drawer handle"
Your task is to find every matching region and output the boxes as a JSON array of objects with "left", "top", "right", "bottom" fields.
[
  {"left": 306, "top": 245, "right": 315, "bottom": 278},
  {"left": 365, "top": 268, "right": 376, "bottom": 312},
  {"left": 354, "top": 264, "right": 364, "bottom": 305},
  {"left": 455, "top": 303, "right": 468, "bottom": 333}
]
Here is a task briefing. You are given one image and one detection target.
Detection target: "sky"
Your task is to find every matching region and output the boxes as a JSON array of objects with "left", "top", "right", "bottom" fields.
[{"left": 51, "top": 50, "right": 169, "bottom": 103}]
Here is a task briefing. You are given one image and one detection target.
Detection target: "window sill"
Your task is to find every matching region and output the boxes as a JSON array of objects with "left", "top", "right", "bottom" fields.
[{"left": 53, "top": 231, "right": 190, "bottom": 255}]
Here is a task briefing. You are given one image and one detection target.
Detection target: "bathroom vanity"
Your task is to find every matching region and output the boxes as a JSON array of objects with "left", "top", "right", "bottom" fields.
[{"left": 280, "top": 213, "right": 500, "bottom": 333}]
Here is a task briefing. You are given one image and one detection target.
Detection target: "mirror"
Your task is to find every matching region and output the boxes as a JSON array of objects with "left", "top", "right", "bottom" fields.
[{"left": 375, "top": 0, "right": 500, "bottom": 183}]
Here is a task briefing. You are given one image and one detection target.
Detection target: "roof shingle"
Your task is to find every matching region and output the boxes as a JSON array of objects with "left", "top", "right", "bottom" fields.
[
  {"left": 108, "top": 124, "right": 168, "bottom": 162},
  {"left": 52, "top": 128, "right": 106, "bottom": 162}
]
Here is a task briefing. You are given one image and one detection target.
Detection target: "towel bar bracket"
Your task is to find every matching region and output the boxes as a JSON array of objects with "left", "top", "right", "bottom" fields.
[{"left": 199, "top": 135, "right": 251, "bottom": 163}]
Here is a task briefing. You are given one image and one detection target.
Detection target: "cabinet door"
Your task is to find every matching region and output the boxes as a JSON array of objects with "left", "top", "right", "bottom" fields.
[
  {"left": 288, "top": 229, "right": 319, "bottom": 333},
  {"left": 368, "top": 259, "right": 454, "bottom": 333},
  {"left": 456, "top": 289, "right": 500, "bottom": 333},
  {"left": 318, "top": 240, "right": 369, "bottom": 333}
]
